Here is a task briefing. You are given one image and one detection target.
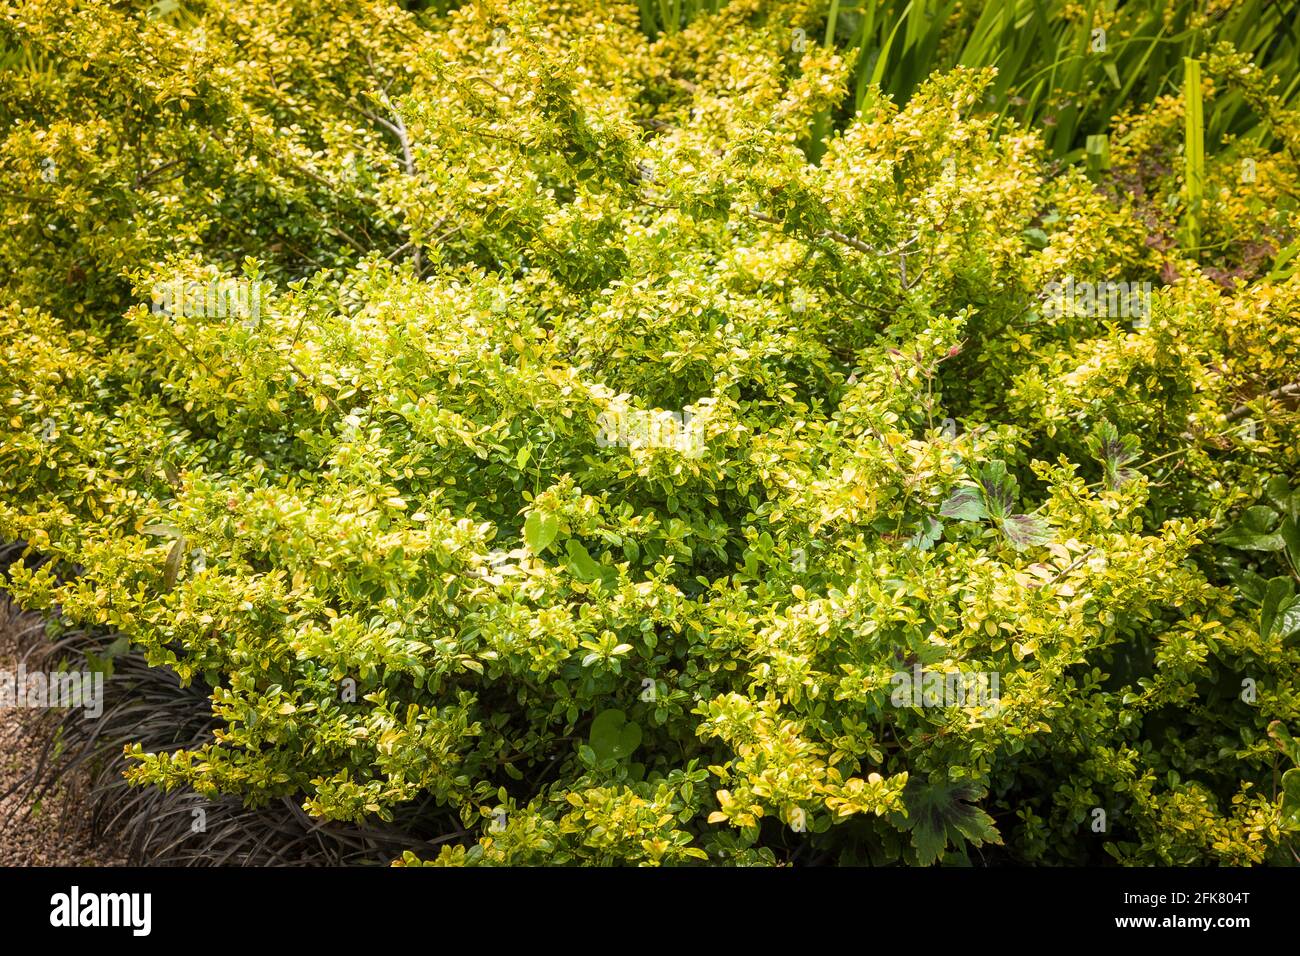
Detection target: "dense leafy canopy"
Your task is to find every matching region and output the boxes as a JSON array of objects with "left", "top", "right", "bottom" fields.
[{"left": 2, "top": 0, "right": 1299, "bottom": 865}]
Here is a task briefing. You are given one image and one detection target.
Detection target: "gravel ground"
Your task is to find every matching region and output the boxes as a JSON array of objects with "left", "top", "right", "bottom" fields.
[{"left": 0, "top": 599, "right": 127, "bottom": 866}]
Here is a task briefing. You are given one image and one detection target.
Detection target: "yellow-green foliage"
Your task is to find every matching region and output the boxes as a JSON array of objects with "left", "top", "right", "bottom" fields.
[{"left": 1, "top": 0, "right": 1299, "bottom": 866}]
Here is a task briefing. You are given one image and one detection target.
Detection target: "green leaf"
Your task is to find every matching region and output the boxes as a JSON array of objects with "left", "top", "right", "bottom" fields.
[
  {"left": 589, "top": 709, "right": 642, "bottom": 762},
  {"left": 524, "top": 510, "right": 559, "bottom": 554},
  {"left": 976, "top": 461, "right": 1017, "bottom": 520},
  {"left": 1102, "top": 60, "right": 1121, "bottom": 90},
  {"left": 1260, "top": 576, "right": 1297, "bottom": 640},
  {"left": 1272, "top": 596, "right": 1300, "bottom": 642},
  {"left": 1266, "top": 477, "right": 1300, "bottom": 521},
  {"left": 1086, "top": 420, "right": 1139, "bottom": 490},
  {"left": 1224, "top": 563, "right": 1269, "bottom": 605},
  {"left": 1182, "top": 57, "right": 1204, "bottom": 250},
  {"left": 161, "top": 459, "right": 181, "bottom": 490},
  {"left": 1279, "top": 517, "right": 1300, "bottom": 573},
  {"left": 1281, "top": 769, "right": 1300, "bottom": 831},
  {"left": 938, "top": 487, "right": 986, "bottom": 522},
  {"left": 565, "top": 539, "right": 603, "bottom": 581},
  {"left": 1216, "top": 506, "right": 1285, "bottom": 551},
  {"left": 900, "top": 780, "right": 1001, "bottom": 866},
  {"left": 1267, "top": 722, "right": 1300, "bottom": 767},
  {"left": 999, "top": 514, "right": 1051, "bottom": 551},
  {"left": 905, "top": 515, "right": 943, "bottom": 551},
  {"left": 1021, "top": 227, "right": 1049, "bottom": 249},
  {"left": 163, "top": 535, "right": 186, "bottom": 591}
]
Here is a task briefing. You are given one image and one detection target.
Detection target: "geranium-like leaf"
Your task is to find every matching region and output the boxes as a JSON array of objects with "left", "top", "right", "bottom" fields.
[
  {"left": 900, "top": 780, "right": 1002, "bottom": 866},
  {"left": 904, "top": 515, "right": 944, "bottom": 551},
  {"left": 999, "top": 514, "right": 1051, "bottom": 551},
  {"left": 976, "top": 461, "right": 1017, "bottom": 520},
  {"left": 939, "top": 487, "right": 986, "bottom": 522},
  {"left": 1086, "top": 420, "right": 1141, "bottom": 491}
]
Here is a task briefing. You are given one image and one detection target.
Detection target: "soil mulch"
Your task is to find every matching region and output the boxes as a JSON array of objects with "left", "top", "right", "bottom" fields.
[{"left": 0, "top": 598, "right": 126, "bottom": 866}]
